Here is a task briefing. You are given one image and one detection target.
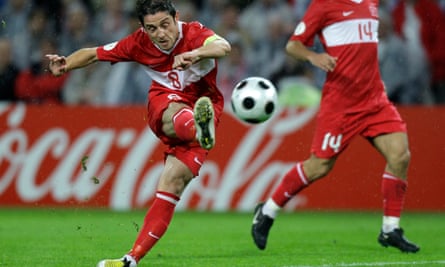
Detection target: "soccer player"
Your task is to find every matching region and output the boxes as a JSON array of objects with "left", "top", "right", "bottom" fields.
[
  {"left": 46, "top": 1, "right": 230, "bottom": 266},
  {"left": 251, "top": 0, "right": 420, "bottom": 253}
]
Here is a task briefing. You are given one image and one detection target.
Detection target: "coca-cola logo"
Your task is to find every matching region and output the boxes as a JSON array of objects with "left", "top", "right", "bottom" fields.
[{"left": 0, "top": 104, "right": 317, "bottom": 211}]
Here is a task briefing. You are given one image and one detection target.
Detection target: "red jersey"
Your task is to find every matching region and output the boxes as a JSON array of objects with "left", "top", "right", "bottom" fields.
[
  {"left": 290, "top": 0, "right": 389, "bottom": 113},
  {"left": 96, "top": 21, "right": 224, "bottom": 108}
]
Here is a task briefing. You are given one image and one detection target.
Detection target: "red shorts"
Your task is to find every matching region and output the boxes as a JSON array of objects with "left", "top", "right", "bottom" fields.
[
  {"left": 311, "top": 102, "right": 407, "bottom": 159},
  {"left": 146, "top": 90, "right": 223, "bottom": 176}
]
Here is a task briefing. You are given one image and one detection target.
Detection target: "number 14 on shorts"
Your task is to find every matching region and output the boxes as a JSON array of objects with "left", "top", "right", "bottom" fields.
[{"left": 321, "top": 133, "right": 343, "bottom": 153}]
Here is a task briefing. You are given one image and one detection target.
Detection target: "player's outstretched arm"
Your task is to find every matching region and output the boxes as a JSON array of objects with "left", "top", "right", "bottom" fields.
[
  {"left": 173, "top": 35, "right": 231, "bottom": 70},
  {"left": 286, "top": 40, "right": 337, "bottom": 72},
  {"left": 46, "top": 47, "right": 99, "bottom": 76}
]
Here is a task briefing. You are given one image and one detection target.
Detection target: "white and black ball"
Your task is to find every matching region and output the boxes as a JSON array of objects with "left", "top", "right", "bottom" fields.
[{"left": 231, "top": 77, "right": 278, "bottom": 124}]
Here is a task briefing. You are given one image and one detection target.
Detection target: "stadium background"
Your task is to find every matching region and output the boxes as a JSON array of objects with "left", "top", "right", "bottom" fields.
[{"left": 1, "top": 1, "right": 445, "bottom": 212}]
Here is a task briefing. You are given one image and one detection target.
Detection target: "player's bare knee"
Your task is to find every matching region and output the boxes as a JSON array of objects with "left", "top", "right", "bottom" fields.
[
  {"left": 162, "top": 122, "right": 175, "bottom": 137},
  {"left": 305, "top": 157, "right": 335, "bottom": 181},
  {"left": 388, "top": 149, "right": 411, "bottom": 170},
  {"left": 170, "top": 179, "right": 187, "bottom": 196},
  {"left": 160, "top": 174, "right": 192, "bottom": 195},
  {"left": 313, "top": 164, "right": 332, "bottom": 179}
]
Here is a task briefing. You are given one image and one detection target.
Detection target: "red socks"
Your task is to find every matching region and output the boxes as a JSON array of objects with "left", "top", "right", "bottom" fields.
[
  {"left": 382, "top": 172, "right": 407, "bottom": 217},
  {"left": 173, "top": 108, "right": 196, "bottom": 141},
  {"left": 272, "top": 162, "right": 310, "bottom": 207},
  {"left": 129, "top": 191, "right": 179, "bottom": 262}
]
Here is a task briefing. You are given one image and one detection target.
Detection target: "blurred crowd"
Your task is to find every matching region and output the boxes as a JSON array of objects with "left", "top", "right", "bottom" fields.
[{"left": 0, "top": 0, "right": 445, "bottom": 106}]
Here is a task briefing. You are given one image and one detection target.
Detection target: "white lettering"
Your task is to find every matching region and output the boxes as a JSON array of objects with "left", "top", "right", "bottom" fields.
[
  {"left": 321, "top": 132, "right": 342, "bottom": 153},
  {"left": 0, "top": 105, "right": 318, "bottom": 212}
]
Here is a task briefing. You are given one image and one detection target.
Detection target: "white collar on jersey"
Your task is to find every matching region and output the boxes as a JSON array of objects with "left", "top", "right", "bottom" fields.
[{"left": 351, "top": 0, "right": 363, "bottom": 3}]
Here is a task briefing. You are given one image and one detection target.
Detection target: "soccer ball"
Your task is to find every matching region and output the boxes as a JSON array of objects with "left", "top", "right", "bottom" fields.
[{"left": 231, "top": 77, "right": 278, "bottom": 124}]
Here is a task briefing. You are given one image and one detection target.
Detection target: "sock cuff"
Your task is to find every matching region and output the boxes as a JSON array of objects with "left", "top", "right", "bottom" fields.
[
  {"left": 296, "top": 162, "right": 309, "bottom": 185},
  {"left": 383, "top": 172, "right": 407, "bottom": 181},
  {"left": 156, "top": 191, "right": 180, "bottom": 205},
  {"left": 173, "top": 106, "right": 193, "bottom": 119},
  {"left": 172, "top": 107, "right": 196, "bottom": 141}
]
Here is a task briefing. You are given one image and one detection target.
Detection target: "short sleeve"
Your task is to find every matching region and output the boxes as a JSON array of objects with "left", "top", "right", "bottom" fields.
[
  {"left": 96, "top": 30, "right": 142, "bottom": 63},
  {"left": 289, "top": 0, "right": 324, "bottom": 47}
]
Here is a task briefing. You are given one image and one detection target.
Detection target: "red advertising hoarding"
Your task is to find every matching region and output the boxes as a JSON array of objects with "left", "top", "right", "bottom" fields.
[{"left": 1, "top": 104, "right": 444, "bottom": 211}]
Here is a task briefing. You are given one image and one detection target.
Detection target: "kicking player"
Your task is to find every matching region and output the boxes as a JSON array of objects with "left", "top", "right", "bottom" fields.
[
  {"left": 47, "top": 1, "right": 230, "bottom": 266},
  {"left": 251, "top": 0, "right": 420, "bottom": 253}
]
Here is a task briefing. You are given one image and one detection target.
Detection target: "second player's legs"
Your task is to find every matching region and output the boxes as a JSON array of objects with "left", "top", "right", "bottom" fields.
[{"left": 372, "top": 132, "right": 419, "bottom": 253}]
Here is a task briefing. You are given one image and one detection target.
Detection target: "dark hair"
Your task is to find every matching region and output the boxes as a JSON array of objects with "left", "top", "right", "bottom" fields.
[{"left": 135, "top": 0, "right": 177, "bottom": 25}]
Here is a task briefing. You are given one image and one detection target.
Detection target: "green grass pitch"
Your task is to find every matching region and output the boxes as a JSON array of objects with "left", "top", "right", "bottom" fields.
[{"left": 0, "top": 209, "right": 444, "bottom": 266}]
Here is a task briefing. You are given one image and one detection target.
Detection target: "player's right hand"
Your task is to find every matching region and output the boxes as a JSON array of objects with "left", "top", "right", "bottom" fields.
[
  {"left": 309, "top": 53, "right": 337, "bottom": 72},
  {"left": 46, "top": 54, "right": 67, "bottom": 76}
]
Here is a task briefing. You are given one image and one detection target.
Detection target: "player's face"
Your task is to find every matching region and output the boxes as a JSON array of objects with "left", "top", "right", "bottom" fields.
[{"left": 142, "top": 12, "right": 179, "bottom": 51}]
